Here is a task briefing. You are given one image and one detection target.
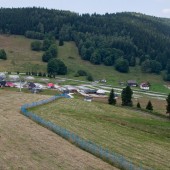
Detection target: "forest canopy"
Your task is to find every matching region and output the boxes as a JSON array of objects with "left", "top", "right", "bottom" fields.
[{"left": 0, "top": 8, "right": 170, "bottom": 77}]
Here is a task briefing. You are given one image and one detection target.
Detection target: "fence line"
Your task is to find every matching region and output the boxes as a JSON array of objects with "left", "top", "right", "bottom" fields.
[{"left": 20, "top": 93, "right": 149, "bottom": 170}]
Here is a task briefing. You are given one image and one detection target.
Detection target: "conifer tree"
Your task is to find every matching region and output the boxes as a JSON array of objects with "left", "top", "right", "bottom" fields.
[
  {"left": 166, "top": 93, "right": 170, "bottom": 118},
  {"left": 121, "top": 86, "right": 133, "bottom": 106},
  {"left": 146, "top": 100, "right": 153, "bottom": 111},
  {"left": 137, "top": 102, "right": 141, "bottom": 109},
  {"left": 108, "top": 89, "right": 116, "bottom": 105}
]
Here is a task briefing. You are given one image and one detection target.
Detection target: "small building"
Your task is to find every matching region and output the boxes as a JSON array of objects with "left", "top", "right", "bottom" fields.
[
  {"left": 28, "top": 82, "right": 36, "bottom": 89},
  {"left": 140, "top": 83, "right": 150, "bottom": 90},
  {"left": 127, "top": 80, "right": 138, "bottom": 87},
  {"left": 84, "top": 89, "right": 97, "bottom": 94},
  {"left": 96, "top": 89, "right": 106, "bottom": 95},
  {"left": 84, "top": 96, "right": 93, "bottom": 102},
  {"left": 101, "top": 79, "right": 107, "bottom": 83},
  {"left": 63, "top": 85, "right": 78, "bottom": 93}
]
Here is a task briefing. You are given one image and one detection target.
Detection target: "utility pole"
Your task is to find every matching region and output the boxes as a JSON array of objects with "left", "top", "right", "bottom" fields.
[{"left": 19, "top": 74, "right": 22, "bottom": 92}]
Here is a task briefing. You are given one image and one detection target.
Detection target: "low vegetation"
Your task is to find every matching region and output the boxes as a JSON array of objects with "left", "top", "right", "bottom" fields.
[{"left": 30, "top": 97, "right": 170, "bottom": 170}]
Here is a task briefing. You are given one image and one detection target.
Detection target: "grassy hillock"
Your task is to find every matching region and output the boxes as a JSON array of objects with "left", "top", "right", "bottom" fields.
[{"left": 30, "top": 97, "right": 170, "bottom": 170}]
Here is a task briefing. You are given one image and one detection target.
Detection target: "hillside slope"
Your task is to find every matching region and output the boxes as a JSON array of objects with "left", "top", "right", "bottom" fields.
[
  {"left": 0, "top": 90, "right": 116, "bottom": 170},
  {"left": 0, "top": 35, "right": 170, "bottom": 93}
]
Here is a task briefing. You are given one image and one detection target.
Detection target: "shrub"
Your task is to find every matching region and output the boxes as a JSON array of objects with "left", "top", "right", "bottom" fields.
[
  {"left": 31, "top": 41, "right": 42, "bottom": 51},
  {"left": 86, "top": 74, "right": 94, "bottom": 81},
  {"left": 0, "top": 49, "right": 7, "bottom": 60},
  {"left": 115, "top": 58, "right": 129, "bottom": 73},
  {"left": 77, "top": 70, "right": 87, "bottom": 76}
]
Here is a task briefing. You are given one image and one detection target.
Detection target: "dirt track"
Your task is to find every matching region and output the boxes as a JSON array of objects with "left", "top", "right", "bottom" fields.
[{"left": 0, "top": 90, "right": 117, "bottom": 170}]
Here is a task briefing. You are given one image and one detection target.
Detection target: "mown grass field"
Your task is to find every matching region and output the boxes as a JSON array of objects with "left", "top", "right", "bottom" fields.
[
  {"left": 0, "top": 90, "right": 116, "bottom": 170},
  {"left": 30, "top": 98, "right": 170, "bottom": 170},
  {"left": 0, "top": 34, "right": 170, "bottom": 93}
]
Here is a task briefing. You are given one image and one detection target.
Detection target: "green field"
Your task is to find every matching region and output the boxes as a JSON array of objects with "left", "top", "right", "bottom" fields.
[
  {"left": 30, "top": 98, "right": 170, "bottom": 170},
  {"left": 0, "top": 34, "right": 170, "bottom": 93}
]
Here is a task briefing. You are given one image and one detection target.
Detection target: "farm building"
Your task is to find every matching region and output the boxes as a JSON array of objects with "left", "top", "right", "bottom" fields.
[
  {"left": 96, "top": 89, "right": 106, "bottom": 95},
  {"left": 127, "top": 80, "right": 138, "bottom": 87},
  {"left": 84, "top": 89, "right": 97, "bottom": 94},
  {"left": 140, "top": 83, "right": 150, "bottom": 90}
]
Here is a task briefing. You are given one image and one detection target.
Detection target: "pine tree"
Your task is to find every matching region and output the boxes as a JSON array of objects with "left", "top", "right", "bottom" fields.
[
  {"left": 108, "top": 89, "right": 116, "bottom": 105},
  {"left": 166, "top": 93, "right": 170, "bottom": 118},
  {"left": 146, "top": 100, "right": 153, "bottom": 111},
  {"left": 59, "top": 39, "right": 64, "bottom": 46},
  {"left": 121, "top": 86, "right": 133, "bottom": 106},
  {"left": 137, "top": 102, "right": 141, "bottom": 109}
]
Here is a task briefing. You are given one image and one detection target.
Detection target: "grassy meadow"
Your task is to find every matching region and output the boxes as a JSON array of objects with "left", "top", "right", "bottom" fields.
[
  {"left": 0, "top": 34, "right": 170, "bottom": 93},
  {"left": 0, "top": 35, "right": 46, "bottom": 72},
  {"left": 30, "top": 98, "right": 170, "bottom": 170}
]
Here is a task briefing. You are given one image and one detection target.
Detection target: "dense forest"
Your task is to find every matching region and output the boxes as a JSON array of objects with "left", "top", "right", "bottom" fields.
[{"left": 0, "top": 8, "right": 170, "bottom": 79}]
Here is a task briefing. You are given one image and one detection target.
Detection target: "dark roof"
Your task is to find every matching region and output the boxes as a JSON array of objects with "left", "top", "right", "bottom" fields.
[
  {"left": 0, "top": 81, "right": 6, "bottom": 86},
  {"left": 127, "top": 80, "right": 137, "bottom": 84},
  {"left": 28, "top": 82, "right": 36, "bottom": 88},
  {"left": 84, "top": 89, "right": 97, "bottom": 94}
]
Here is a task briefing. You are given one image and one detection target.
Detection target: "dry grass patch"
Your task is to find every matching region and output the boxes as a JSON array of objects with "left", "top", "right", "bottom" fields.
[{"left": 0, "top": 90, "right": 117, "bottom": 170}]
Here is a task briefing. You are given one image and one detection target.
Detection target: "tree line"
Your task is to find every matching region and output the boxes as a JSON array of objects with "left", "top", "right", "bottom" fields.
[
  {"left": 0, "top": 8, "right": 170, "bottom": 78},
  {"left": 108, "top": 86, "right": 170, "bottom": 118}
]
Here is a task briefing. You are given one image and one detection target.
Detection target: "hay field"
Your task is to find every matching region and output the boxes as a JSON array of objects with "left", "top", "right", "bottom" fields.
[
  {"left": 30, "top": 98, "right": 170, "bottom": 170},
  {"left": 0, "top": 90, "right": 117, "bottom": 170}
]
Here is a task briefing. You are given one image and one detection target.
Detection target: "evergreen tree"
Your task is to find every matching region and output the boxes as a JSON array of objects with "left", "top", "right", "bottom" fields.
[
  {"left": 121, "top": 86, "right": 133, "bottom": 106},
  {"left": 108, "top": 89, "right": 116, "bottom": 105},
  {"left": 166, "top": 93, "right": 170, "bottom": 118},
  {"left": 0, "top": 49, "right": 7, "bottom": 60},
  {"left": 129, "top": 56, "right": 136, "bottom": 67},
  {"left": 31, "top": 41, "right": 42, "bottom": 51},
  {"left": 146, "top": 100, "right": 153, "bottom": 111},
  {"left": 59, "top": 39, "right": 64, "bottom": 46},
  {"left": 86, "top": 74, "right": 94, "bottom": 81},
  {"left": 137, "top": 102, "right": 141, "bottom": 109}
]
